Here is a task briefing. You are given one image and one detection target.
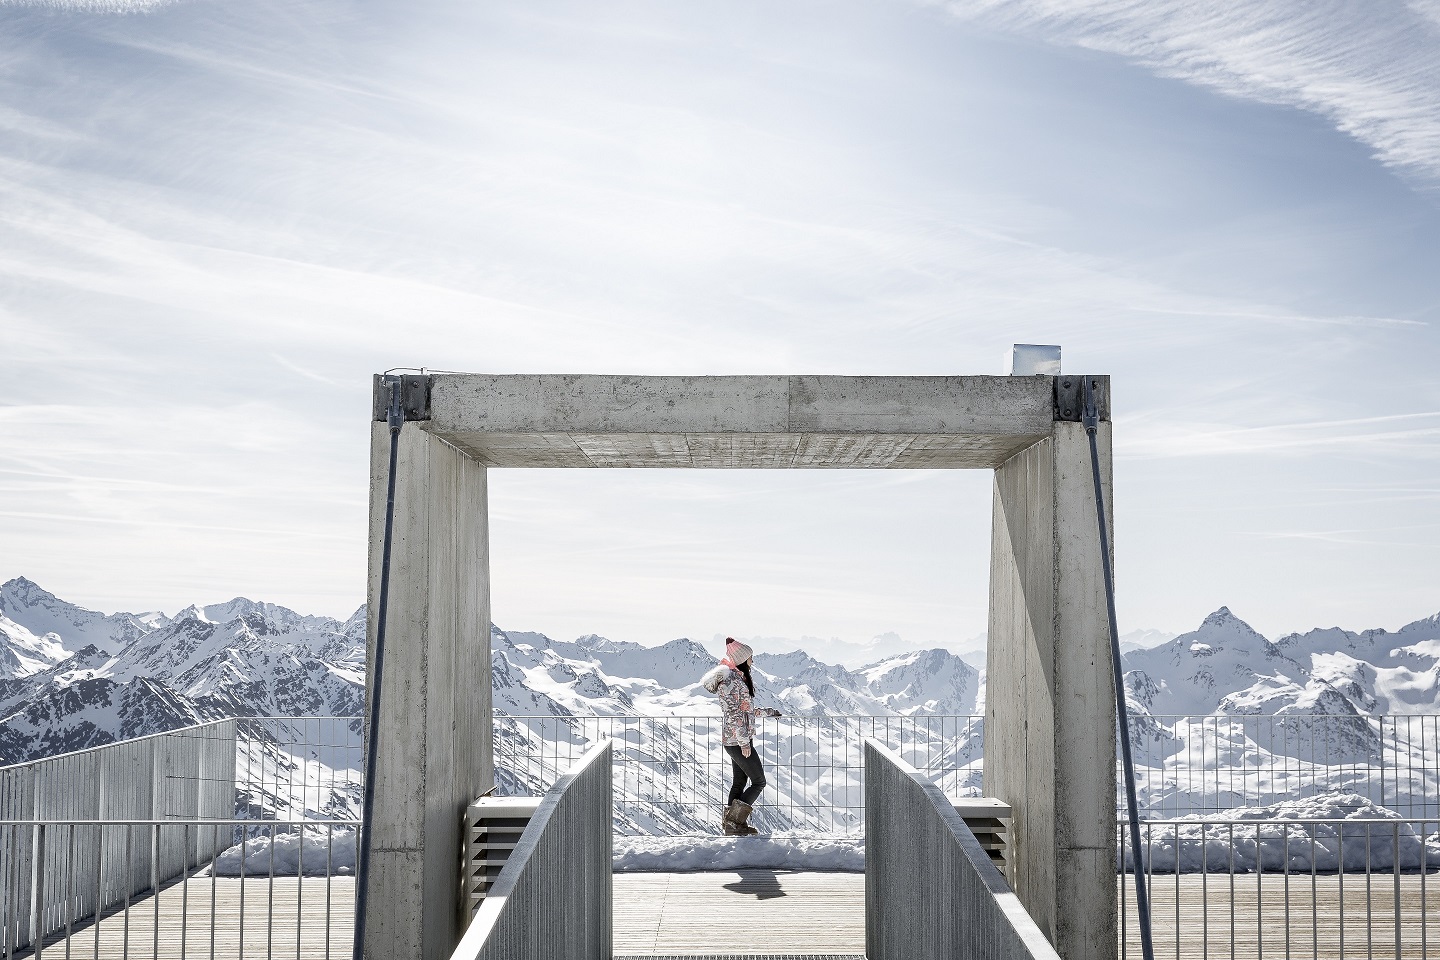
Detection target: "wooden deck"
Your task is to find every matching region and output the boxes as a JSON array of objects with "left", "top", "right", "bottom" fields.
[
  {"left": 18, "top": 876, "right": 355, "bottom": 959},
  {"left": 16, "top": 870, "right": 1440, "bottom": 959},
  {"left": 1126, "top": 871, "right": 1440, "bottom": 960},
  {"left": 613, "top": 870, "right": 866, "bottom": 957}
]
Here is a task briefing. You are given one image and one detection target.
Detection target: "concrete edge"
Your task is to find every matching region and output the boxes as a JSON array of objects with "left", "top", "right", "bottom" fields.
[{"left": 419, "top": 373, "right": 1094, "bottom": 435}]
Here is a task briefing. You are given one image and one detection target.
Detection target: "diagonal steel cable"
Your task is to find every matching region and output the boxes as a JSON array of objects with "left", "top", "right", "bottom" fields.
[{"left": 1082, "top": 376, "right": 1155, "bottom": 960}]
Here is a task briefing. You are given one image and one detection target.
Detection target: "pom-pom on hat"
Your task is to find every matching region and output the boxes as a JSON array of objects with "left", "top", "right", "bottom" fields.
[{"left": 725, "top": 637, "right": 754, "bottom": 665}]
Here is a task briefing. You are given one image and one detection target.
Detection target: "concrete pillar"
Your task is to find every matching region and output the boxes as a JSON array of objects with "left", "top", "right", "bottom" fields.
[
  {"left": 364, "top": 423, "right": 493, "bottom": 960},
  {"left": 985, "top": 420, "right": 1116, "bottom": 960}
]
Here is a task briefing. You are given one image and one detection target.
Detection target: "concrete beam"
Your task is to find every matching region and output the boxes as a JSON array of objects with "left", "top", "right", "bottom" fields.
[
  {"left": 984, "top": 420, "right": 1117, "bottom": 960},
  {"left": 411, "top": 375, "right": 1102, "bottom": 469},
  {"left": 364, "top": 424, "right": 493, "bottom": 960}
]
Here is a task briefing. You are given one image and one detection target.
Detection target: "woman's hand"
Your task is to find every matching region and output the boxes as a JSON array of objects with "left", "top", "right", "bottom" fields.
[{"left": 741, "top": 743, "right": 752, "bottom": 758}]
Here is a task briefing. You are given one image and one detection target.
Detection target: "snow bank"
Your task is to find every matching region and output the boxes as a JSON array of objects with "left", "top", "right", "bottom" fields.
[
  {"left": 216, "top": 828, "right": 863, "bottom": 876},
  {"left": 614, "top": 833, "right": 863, "bottom": 872},
  {"left": 1127, "top": 794, "right": 1440, "bottom": 873},
  {"left": 213, "top": 828, "right": 356, "bottom": 877}
]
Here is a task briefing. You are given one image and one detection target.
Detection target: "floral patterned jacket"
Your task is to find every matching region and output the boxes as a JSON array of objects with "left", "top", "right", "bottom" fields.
[{"left": 701, "top": 664, "right": 755, "bottom": 746}]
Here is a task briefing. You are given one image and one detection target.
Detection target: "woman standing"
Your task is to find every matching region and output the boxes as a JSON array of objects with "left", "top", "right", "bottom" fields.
[{"left": 702, "top": 638, "right": 781, "bottom": 836}]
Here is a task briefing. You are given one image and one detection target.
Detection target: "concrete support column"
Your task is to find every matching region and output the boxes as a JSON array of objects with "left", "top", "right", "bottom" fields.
[
  {"left": 985, "top": 420, "right": 1116, "bottom": 960},
  {"left": 364, "top": 423, "right": 493, "bottom": 960}
]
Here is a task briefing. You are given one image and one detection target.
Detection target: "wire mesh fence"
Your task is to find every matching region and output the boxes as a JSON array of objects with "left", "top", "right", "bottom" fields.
[
  {"left": 0, "top": 717, "right": 363, "bottom": 954},
  {"left": 233, "top": 718, "right": 363, "bottom": 823},
  {"left": 3, "top": 711, "right": 1440, "bottom": 958},
  {"left": 495, "top": 714, "right": 985, "bottom": 835},
  {"left": 498, "top": 712, "right": 1440, "bottom": 832},
  {"left": 1133, "top": 715, "right": 1440, "bottom": 819},
  {"left": 1118, "top": 817, "right": 1440, "bottom": 960},
  {"left": 0, "top": 819, "right": 355, "bottom": 958}
]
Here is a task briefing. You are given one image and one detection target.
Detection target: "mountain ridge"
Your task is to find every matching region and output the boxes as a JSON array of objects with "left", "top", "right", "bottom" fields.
[{"left": 2, "top": 576, "right": 1438, "bottom": 771}]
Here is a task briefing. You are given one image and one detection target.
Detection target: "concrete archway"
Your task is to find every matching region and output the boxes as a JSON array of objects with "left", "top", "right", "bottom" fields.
[{"left": 363, "top": 373, "right": 1115, "bottom": 960}]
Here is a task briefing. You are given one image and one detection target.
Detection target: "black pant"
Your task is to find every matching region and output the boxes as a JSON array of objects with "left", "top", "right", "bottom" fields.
[{"left": 724, "top": 742, "right": 767, "bottom": 806}]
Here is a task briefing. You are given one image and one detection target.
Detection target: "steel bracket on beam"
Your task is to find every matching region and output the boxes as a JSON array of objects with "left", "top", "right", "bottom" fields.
[
  {"left": 372, "top": 374, "right": 433, "bottom": 422},
  {"left": 1053, "top": 375, "right": 1108, "bottom": 423}
]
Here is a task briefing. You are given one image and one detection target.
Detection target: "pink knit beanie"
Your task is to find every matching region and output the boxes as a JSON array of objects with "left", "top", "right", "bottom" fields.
[{"left": 725, "top": 637, "right": 753, "bottom": 665}]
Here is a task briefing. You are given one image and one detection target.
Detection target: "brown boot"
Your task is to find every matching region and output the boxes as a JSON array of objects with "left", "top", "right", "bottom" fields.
[
  {"left": 721, "top": 804, "right": 741, "bottom": 835},
  {"left": 730, "top": 800, "right": 760, "bottom": 836}
]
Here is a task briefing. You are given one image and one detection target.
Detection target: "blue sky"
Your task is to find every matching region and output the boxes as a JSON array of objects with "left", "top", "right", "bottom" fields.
[{"left": 2, "top": 0, "right": 1437, "bottom": 656}]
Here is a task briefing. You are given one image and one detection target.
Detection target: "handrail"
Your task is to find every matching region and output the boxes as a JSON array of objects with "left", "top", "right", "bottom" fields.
[
  {"left": 0, "top": 722, "right": 239, "bottom": 952},
  {"left": 0, "top": 715, "right": 366, "bottom": 773},
  {"left": 865, "top": 737, "right": 1062, "bottom": 960},
  {"left": 0, "top": 717, "right": 236, "bottom": 771},
  {"left": 0, "top": 818, "right": 356, "bottom": 826},
  {"left": 450, "top": 739, "right": 612, "bottom": 960}
]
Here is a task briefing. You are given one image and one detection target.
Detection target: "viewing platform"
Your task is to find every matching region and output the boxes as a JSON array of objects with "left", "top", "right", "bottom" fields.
[
  {"left": 17, "top": 864, "right": 1439, "bottom": 959},
  {"left": 2, "top": 713, "right": 1438, "bottom": 959},
  {"left": 614, "top": 870, "right": 866, "bottom": 957}
]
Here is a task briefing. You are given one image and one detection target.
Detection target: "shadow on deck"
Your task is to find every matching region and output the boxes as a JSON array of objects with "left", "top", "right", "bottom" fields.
[{"left": 614, "top": 869, "right": 866, "bottom": 958}]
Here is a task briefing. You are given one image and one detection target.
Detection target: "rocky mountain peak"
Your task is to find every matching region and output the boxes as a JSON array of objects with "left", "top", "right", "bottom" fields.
[
  {"left": 1, "top": 575, "right": 48, "bottom": 604},
  {"left": 174, "top": 604, "right": 210, "bottom": 624},
  {"left": 1202, "top": 606, "right": 1237, "bottom": 627}
]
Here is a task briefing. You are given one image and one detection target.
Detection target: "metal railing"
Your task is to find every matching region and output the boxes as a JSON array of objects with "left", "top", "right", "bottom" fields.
[
  {"left": 1118, "top": 817, "right": 1440, "bottom": 960},
  {"left": 3, "top": 710, "right": 1439, "bottom": 958},
  {"left": 498, "top": 713, "right": 1440, "bottom": 832},
  {"left": 865, "top": 738, "right": 1061, "bottom": 960},
  {"left": 1134, "top": 715, "right": 1440, "bottom": 819},
  {"left": 0, "top": 716, "right": 364, "bottom": 825},
  {"left": 0, "top": 721, "right": 238, "bottom": 825},
  {"left": 451, "top": 741, "right": 612, "bottom": 960},
  {"left": 0, "top": 722, "right": 239, "bottom": 952},
  {"left": 1, "top": 818, "right": 355, "bottom": 958},
  {"left": 0, "top": 717, "right": 362, "bottom": 955},
  {"left": 234, "top": 717, "right": 363, "bottom": 822},
  {"left": 495, "top": 714, "right": 985, "bottom": 835}
]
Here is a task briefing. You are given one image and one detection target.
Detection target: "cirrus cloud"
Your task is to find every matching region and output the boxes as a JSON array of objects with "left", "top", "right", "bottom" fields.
[{"left": 935, "top": 0, "right": 1440, "bottom": 182}]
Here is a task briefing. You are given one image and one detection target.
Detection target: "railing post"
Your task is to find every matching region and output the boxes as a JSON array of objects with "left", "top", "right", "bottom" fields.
[
  {"left": 1393, "top": 822, "right": 1402, "bottom": 960},
  {"left": 151, "top": 823, "right": 162, "bottom": 960},
  {"left": 28, "top": 824, "right": 42, "bottom": 958}
]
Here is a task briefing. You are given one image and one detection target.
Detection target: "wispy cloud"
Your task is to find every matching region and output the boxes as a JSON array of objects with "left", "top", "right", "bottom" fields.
[
  {"left": 1239, "top": 523, "right": 1440, "bottom": 546},
  {"left": 2, "top": 0, "right": 1438, "bottom": 635},
  {"left": 1122, "top": 411, "right": 1440, "bottom": 460},
  {"left": 0, "top": 0, "right": 178, "bottom": 10},
  {"left": 936, "top": 0, "right": 1440, "bottom": 181}
]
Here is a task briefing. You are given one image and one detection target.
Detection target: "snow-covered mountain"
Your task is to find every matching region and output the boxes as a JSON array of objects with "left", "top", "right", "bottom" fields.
[
  {"left": 0, "top": 577, "right": 984, "bottom": 768},
  {"left": 488, "top": 628, "right": 982, "bottom": 720},
  {"left": 4, "top": 575, "right": 1437, "bottom": 826},
  {"left": 1120, "top": 605, "right": 1440, "bottom": 720},
  {"left": 0, "top": 577, "right": 151, "bottom": 671},
  {"left": 488, "top": 626, "right": 987, "bottom": 833},
  {"left": 0, "top": 577, "right": 365, "bottom": 764},
  {"left": 1119, "top": 606, "right": 1440, "bottom": 816}
]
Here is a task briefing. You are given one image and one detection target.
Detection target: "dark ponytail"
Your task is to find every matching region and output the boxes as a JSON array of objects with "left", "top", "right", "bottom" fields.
[{"left": 736, "top": 658, "right": 755, "bottom": 698}]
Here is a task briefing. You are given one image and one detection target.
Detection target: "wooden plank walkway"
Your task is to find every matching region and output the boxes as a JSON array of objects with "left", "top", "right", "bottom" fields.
[
  {"left": 1126, "top": 871, "right": 1440, "bottom": 960},
  {"left": 17, "top": 876, "right": 355, "bottom": 959},
  {"left": 613, "top": 870, "right": 866, "bottom": 957},
  {"left": 16, "top": 869, "right": 1440, "bottom": 959}
]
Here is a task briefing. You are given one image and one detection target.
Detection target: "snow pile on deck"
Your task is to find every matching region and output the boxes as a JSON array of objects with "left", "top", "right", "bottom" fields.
[
  {"left": 213, "top": 828, "right": 356, "bottom": 877},
  {"left": 1127, "top": 794, "right": 1440, "bottom": 873},
  {"left": 613, "top": 833, "right": 863, "bottom": 872}
]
